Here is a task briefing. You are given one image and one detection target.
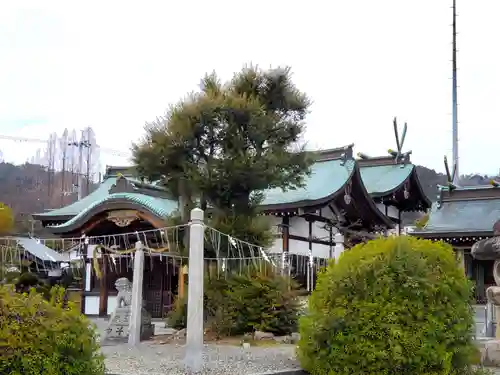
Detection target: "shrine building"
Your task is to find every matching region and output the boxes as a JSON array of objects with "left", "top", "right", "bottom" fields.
[{"left": 31, "top": 144, "right": 430, "bottom": 318}]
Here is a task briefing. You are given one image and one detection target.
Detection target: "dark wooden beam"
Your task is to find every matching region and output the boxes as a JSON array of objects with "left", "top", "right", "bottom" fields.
[{"left": 98, "top": 252, "right": 109, "bottom": 317}]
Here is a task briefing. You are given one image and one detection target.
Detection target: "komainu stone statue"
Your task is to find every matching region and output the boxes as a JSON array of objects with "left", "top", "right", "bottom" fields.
[
  {"left": 115, "top": 277, "right": 132, "bottom": 307},
  {"left": 101, "top": 277, "right": 154, "bottom": 345}
]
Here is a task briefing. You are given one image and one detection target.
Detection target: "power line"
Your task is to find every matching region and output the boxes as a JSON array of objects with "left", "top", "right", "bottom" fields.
[{"left": 0, "top": 134, "right": 130, "bottom": 158}]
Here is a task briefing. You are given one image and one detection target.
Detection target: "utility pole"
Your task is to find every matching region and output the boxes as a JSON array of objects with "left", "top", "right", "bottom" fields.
[
  {"left": 86, "top": 128, "right": 91, "bottom": 196},
  {"left": 68, "top": 131, "right": 91, "bottom": 201},
  {"left": 452, "top": 0, "right": 460, "bottom": 185}
]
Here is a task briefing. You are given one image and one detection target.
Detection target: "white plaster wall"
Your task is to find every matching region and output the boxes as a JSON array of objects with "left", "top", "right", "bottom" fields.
[
  {"left": 87, "top": 245, "right": 99, "bottom": 259},
  {"left": 289, "top": 216, "right": 309, "bottom": 237},
  {"left": 288, "top": 238, "right": 332, "bottom": 259},
  {"left": 386, "top": 205, "right": 399, "bottom": 220},
  {"left": 312, "top": 243, "right": 331, "bottom": 259},
  {"left": 375, "top": 203, "right": 400, "bottom": 220},
  {"left": 268, "top": 238, "right": 283, "bottom": 254},
  {"left": 85, "top": 263, "right": 92, "bottom": 291},
  {"left": 312, "top": 221, "right": 329, "bottom": 241},
  {"left": 107, "top": 296, "right": 117, "bottom": 315},
  {"left": 289, "top": 238, "right": 308, "bottom": 256},
  {"left": 84, "top": 296, "right": 99, "bottom": 315},
  {"left": 319, "top": 206, "right": 336, "bottom": 220},
  {"left": 84, "top": 296, "right": 117, "bottom": 316}
]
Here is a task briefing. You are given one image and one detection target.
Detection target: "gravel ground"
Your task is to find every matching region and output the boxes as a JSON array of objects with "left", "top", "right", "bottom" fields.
[
  {"left": 94, "top": 307, "right": 499, "bottom": 375},
  {"left": 102, "top": 342, "right": 300, "bottom": 375}
]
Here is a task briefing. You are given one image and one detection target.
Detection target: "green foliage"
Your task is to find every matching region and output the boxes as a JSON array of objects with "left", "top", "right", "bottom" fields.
[
  {"left": 212, "top": 267, "right": 300, "bottom": 336},
  {"left": 0, "top": 202, "right": 14, "bottom": 234},
  {"left": 415, "top": 213, "right": 430, "bottom": 229},
  {"left": 167, "top": 295, "right": 188, "bottom": 330},
  {"left": 0, "top": 285, "right": 104, "bottom": 375},
  {"left": 167, "top": 266, "right": 300, "bottom": 337},
  {"left": 133, "top": 65, "right": 313, "bottom": 216},
  {"left": 298, "top": 236, "right": 475, "bottom": 375}
]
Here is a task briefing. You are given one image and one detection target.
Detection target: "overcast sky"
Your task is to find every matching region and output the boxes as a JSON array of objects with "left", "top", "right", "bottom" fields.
[{"left": 0, "top": 0, "right": 498, "bottom": 175}]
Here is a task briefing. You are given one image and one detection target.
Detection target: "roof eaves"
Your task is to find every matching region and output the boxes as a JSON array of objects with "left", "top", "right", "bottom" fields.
[
  {"left": 350, "top": 164, "right": 394, "bottom": 229},
  {"left": 260, "top": 157, "right": 356, "bottom": 212}
]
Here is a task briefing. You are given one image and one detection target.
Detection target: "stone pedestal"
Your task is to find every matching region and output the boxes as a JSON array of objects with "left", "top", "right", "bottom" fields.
[
  {"left": 478, "top": 339, "right": 500, "bottom": 367},
  {"left": 486, "top": 286, "right": 500, "bottom": 339},
  {"left": 102, "top": 306, "right": 153, "bottom": 344},
  {"left": 101, "top": 277, "right": 154, "bottom": 345}
]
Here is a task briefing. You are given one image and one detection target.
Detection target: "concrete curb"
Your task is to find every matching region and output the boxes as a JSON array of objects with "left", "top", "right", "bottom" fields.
[
  {"left": 107, "top": 372, "right": 307, "bottom": 375},
  {"left": 248, "top": 369, "right": 307, "bottom": 375}
]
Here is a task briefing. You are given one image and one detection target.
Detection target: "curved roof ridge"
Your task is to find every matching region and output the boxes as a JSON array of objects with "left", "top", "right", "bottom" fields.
[
  {"left": 47, "top": 192, "right": 177, "bottom": 230},
  {"left": 360, "top": 163, "right": 414, "bottom": 196},
  {"left": 32, "top": 177, "right": 118, "bottom": 219},
  {"left": 349, "top": 163, "right": 394, "bottom": 228},
  {"left": 260, "top": 157, "right": 356, "bottom": 210}
]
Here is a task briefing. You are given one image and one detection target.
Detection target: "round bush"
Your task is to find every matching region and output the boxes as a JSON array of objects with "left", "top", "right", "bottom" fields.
[
  {"left": 298, "top": 236, "right": 475, "bottom": 375},
  {"left": 0, "top": 285, "right": 104, "bottom": 375}
]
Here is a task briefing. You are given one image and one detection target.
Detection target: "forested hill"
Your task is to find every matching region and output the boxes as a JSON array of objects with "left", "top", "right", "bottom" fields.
[{"left": 0, "top": 162, "right": 96, "bottom": 234}]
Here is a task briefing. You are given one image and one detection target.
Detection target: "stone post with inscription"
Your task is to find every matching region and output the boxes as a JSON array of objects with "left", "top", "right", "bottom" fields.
[{"left": 184, "top": 208, "right": 205, "bottom": 373}]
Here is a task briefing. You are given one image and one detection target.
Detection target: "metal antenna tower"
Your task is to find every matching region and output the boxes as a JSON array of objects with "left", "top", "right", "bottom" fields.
[{"left": 452, "top": 0, "right": 460, "bottom": 185}]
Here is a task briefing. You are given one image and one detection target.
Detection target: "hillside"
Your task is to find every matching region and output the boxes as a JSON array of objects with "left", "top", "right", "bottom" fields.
[{"left": 0, "top": 162, "right": 96, "bottom": 235}]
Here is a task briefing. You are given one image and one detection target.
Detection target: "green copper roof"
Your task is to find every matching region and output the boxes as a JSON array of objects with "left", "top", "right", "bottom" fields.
[
  {"left": 35, "top": 176, "right": 171, "bottom": 218},
  {"left": 48, "top": 192, "right": 178, "bottom": 229},
  {"left": 37, "top": 177, "right": 118, "bottom": 217},
  {"left": 419, "top": 200, "right": 500, "bottom": 234},
  {"left": 360, "top": 164, "right": 414, "bottom": 196},
  {"left": 261, "top": 158, "right": 355, "bottom": 207}
]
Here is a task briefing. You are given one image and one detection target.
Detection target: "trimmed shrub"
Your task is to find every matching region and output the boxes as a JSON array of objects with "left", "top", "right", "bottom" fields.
[
  {"left": 298, "top": 236, "right": 476, "bottom": 375},
  {"left": 167, "top": 295, "right": 188, "bottom": 330},
  {"left": 0, "top": 285, "right": 104, "bottom": 375},
  {"left": 166, "top": 266, "right": 300, "bottom": 337}
]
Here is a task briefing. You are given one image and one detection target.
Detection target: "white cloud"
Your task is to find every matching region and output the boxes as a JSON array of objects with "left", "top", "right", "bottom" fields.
[{"left": 0, "top": 0, "right": 498, "bottom": 174}]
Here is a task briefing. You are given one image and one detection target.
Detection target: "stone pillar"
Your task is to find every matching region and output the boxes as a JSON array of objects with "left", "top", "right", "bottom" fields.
[
  {"left": 456, "top": 249, "right": 465, "bottom": 270},
  {"left": 334, "top": 233, "right": 345, "bottom": 261},
  {"left": 185, "top": 208, "right": 205, "bottom": 373},
  {"left": 128, "top": 241, "right": 145, "bottom": 346}
]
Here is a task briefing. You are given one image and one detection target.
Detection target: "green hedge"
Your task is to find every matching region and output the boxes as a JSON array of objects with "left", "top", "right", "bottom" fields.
[
  {"left": 167, "top": 266, "right": 300, "bottom": 337},
  {"left": 0, "top": 285, "right": 104, "bottom": 375},
  {"left": 298, "top": 236, "right": 476, "bottom": 375}
]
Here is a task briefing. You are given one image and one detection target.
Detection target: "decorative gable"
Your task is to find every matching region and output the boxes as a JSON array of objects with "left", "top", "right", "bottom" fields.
[{"left": 108, "top": 175, "right": 136, "bottom": 194}]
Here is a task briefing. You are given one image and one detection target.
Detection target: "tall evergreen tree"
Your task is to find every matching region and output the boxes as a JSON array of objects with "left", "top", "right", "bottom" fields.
[{"left": 133, "top": 66, "right": 313, "bottom": 220}]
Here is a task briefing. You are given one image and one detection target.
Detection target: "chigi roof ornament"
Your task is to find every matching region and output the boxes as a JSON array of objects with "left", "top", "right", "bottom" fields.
[
  {"left": 387, "top": 117, "right": 412, "bottom": 167},
  {"left": 437, "top": 156, "right": 457, "bottom": 208}
]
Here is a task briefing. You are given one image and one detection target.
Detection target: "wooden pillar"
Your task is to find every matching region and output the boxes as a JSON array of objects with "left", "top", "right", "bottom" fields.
[
  {"left": 455, "top": 248, "right": 465, "bottom": 270},
  {"left": 179, "top": 265, "right": 188, "bottom": 299},
  {"left": 98, "top": 250, "right": 108, "bottom": 317},
  {"left": 477, "top": 262, "right": 485, "bottom": 303},
  {"left": 282, "top": 216, "right": 290, "bottom": 253}
]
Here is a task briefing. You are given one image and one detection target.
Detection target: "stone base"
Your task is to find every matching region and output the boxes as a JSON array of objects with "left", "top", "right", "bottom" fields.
[
  {"left": 101, "top": 306, "right": 154, "bottom": 345},
  {"left": 477, "top": 339, "right": 500, "bottom": 366}
]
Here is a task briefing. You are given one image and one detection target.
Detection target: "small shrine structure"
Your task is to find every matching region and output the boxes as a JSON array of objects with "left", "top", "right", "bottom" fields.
[{"left": 412, "top": 172, "right": 500, "bottom": 303}]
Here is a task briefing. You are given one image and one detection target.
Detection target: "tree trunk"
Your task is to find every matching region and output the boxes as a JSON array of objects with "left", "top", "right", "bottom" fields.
[{"left": 178, "top": 178, "right": 191, "bottom": 252}]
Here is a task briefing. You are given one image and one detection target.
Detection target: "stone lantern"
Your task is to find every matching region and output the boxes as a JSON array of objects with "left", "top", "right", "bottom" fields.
[
  {"left": 471, "top": 221, "right": 500, "bottom": 365},
  {"left": 471, "top": 222, "right": 500, "bottom": 338}
]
